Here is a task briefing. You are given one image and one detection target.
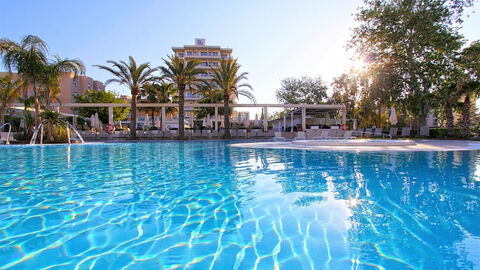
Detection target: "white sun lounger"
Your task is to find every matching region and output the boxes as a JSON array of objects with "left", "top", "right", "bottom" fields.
[
  {"left": 312, "top": 130, "right": 330, "bottom": 140},
  {"left": 294, "top": 131, "right": 306, "bottom": 140},
  {"left": 273, "top": 132, "right": 287, "bottom": 142}
]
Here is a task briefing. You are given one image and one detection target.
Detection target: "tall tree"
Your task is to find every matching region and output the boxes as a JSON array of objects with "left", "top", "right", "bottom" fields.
[
  {"left": 276, "top": 76, "right": 328, "bottom": 104},
  {"left": 211, "top": 58, "right": 255, "bottom": 138},
  {"left": 350, "top": 0, "right": 473, "bottom": 127},
  {"left": 160, "top": 56, "right": 203, "bottom": 139},
  {"left": 73, "top": 89, "right": 130, "bottom": 124},
  {"left": 0, "top": 35, "right": 48, "bottom": 125},
  {"left": 194, "top": 82, "right": 224, "bottom": 120},
  {"left": 456, "top": 41, "right": 480, "bottom": 138},
  {"left": 95, "top": 56, "right": 157, "bottom": 139},
  {"left": 42, "top": 56, "right": 85, "bottom": 110},
  {"left": 139, "top": 82, "right": 177, "bottom": 129},
  {"left": 0, "top": 75, "right": 23, "bottom": 126}
]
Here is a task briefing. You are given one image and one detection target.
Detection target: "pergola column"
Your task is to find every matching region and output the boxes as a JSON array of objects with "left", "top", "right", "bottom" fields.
[
  {"left": 214, "top": 106, "right": 218, "bottom": 132},
  {"left": 290, "top": 112, "right": 294, "bottom": 132},
  {"left": 263, "top": 106, "right": 268, "bottom": 132},
  {"left": 108, "top": 106, "right": 113, "bottom": 124},
  {"left": 161, "top": 106, "right": 166, "bottom": 131},
  {"left": 342, "top": 107, "right": 347, "bottom": 124},
  {"left": 301, "top": 106, "right": 306, "bottom": 131}
]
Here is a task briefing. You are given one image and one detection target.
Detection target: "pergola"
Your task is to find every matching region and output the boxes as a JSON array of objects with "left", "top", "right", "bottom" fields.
[{"left": 8, "top": 103, "right": 346, "bottom": 131}]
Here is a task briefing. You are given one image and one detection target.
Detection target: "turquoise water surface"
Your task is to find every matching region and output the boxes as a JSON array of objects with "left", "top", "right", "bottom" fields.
[{"left": 0, "top": 141, "right": 479, "bottom": 269}]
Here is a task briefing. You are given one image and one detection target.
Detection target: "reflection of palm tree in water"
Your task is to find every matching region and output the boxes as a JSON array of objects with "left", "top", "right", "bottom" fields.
[
  {"left": 339, "top": 151, "right": 480, "bottom": 268},
  {"left": 245, "top": 149, "right": 480, "bottom": 267}
]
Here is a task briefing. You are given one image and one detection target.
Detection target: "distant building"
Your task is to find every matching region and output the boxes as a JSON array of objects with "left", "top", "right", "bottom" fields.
[
  {"left": 171, "top": 38, "right": 233, "bottom": 127},
  {"left": 0, "top": 72, "right": 105, "bottom": 115}
]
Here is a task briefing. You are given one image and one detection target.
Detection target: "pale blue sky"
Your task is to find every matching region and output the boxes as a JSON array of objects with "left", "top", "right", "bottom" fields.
[{"left": 1, "top": 0, "right": 479, "bottom": 112}]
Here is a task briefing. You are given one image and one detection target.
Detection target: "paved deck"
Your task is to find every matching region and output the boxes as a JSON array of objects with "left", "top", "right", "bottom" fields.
[{"left": 229, "top": 140, "right": 480, "bottom": 152}]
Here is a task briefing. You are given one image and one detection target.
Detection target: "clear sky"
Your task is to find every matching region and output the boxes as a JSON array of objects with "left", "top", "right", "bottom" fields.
[{"left": 1, "top": 0, "right": 479, "bottom": 115}]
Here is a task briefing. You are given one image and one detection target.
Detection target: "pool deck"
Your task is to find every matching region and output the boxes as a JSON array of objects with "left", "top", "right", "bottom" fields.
[{"left": 229, "top": 140, "right": 480, "bottom": 152}]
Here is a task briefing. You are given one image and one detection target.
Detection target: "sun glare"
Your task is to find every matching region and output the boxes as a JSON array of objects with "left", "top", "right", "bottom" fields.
[{"left": 352, "top": 58, "right": 367, "bottom": 72}]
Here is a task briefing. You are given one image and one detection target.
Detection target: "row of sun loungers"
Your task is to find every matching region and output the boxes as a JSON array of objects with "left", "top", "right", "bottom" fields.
[
  {"left": 78, "top": 129, "right": 276, "bottom": 140},
  {"left": 273, "top": 127, "right": 423, "bottom": 142}
]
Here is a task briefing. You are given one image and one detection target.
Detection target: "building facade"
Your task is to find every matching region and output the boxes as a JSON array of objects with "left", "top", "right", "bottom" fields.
[
  {"left": 0, "top": 72, "right": 105, "bottom": 115},
  {"left": 171, "top": 38, "right": 233, "bottom": 127}
]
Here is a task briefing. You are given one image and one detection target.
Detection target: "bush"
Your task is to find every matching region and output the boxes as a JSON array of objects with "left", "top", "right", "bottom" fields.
[
  {"left": 51, "top": 125, "right": 69, "bottom": 143},
  {"left": 430, "top": 128, "right": 462, "bottom": 138}
]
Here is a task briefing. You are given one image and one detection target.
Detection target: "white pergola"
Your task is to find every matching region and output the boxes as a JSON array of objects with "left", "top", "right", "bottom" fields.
[{"left": 9, "top": 103, "right": 346, "bottom": 131}]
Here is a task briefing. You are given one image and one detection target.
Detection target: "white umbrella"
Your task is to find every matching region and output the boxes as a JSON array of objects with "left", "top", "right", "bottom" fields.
[
  {"left": 206, "top": 114, "right": 211, "bottom": 127},
  {"left": 155, "top": 117, "right": 161, "bottom": 128},
  {"left": 202, "top": 118, "right": 206, "bottom": 127},
  {"left": 144, "top": 114, "right": 150, "bottom": 128},
  {"left": 90, "top": 114, "right": 95, "bottom": 128},
  {"left": 20, "top": 119, "right": 25, "bottom": 129},
  {"left": 389, "top": 106, "right": 398, "bottom": 125},
  {"left": 255, "top": 113, "right": 259, "bottom": 127},
  {"left": 94, "top": 113, "right": 101, "bottom": 130},
  {"left": 118, "top": 120, "right": 123, "bottom": 129}
]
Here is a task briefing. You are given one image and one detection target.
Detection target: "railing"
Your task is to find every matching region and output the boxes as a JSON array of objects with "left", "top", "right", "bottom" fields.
[{"left": 0, "top": 123, "right": 12, "bottom": 144}]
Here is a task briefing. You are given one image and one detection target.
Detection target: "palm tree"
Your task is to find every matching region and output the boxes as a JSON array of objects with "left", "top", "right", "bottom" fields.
[
  {"left": 160, "top": 56, "right": 203, "bottom": 139},
  {"left": 0, "top": 35, "right": 48, "bottom": 125},
  {"left": 94, "top": 56, "right": 158, "bottom": 139},
  {"left": 194, "top": 82, "right": 223, "bottom": 120},
  {"left": 42, "top": 56, "right": 85, "bottom": 110},
  {"left": 140, "top": 82, "right": 177, "bottom": 129},
  {"left": 211, "top": 58, "right": 255, "bottom": 138},
  {"left": 0, "top": 75, "right": 23, "bottom": 126}
]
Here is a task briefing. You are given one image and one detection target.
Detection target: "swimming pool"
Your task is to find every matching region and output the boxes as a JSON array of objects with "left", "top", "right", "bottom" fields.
[{"left": 0, "top": 141, "right": 479, "bottom": 269}]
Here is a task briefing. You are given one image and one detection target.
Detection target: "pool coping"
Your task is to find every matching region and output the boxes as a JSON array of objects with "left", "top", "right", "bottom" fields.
[{"left": 228, "top": 140, "right": 480, "bottom": 152}]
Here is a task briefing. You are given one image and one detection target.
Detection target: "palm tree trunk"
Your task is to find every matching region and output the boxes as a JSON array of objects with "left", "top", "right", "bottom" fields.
[
  {"left": 178, "top": 84, "right": 185, "bottom": 139},
  {"left": 47, "top": 122, "right": 54, "bottom": 142},
  {"left": 461, "top": 94, "right": 471, "bottom": 138},
  {"left": 445, "top": 100, "right": 454, "bottom": 137},
  {"left": 224, "top": 93, "right": 230, "bottom": 138},
  {"left": 151, "top": 110, "right": 155, "bottom": 129},
  {"left": 130, "top": 93, "right": 137, "bottom": 139},
  {"left": 0, "top": 107, "right": 5, "bottom": 126},
  {"left": 33, "top": 85, "right": 41, "bottom": 126}
]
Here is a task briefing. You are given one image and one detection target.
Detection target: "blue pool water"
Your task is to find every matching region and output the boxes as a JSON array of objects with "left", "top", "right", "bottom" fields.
[{"left": 0, "top": 141, "right": 479, "bottom": 269}]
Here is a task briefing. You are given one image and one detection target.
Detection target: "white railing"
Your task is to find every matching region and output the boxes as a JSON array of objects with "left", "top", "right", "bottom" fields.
[{"left": 0, "top": 123, "right": 12, "bottom": 144}]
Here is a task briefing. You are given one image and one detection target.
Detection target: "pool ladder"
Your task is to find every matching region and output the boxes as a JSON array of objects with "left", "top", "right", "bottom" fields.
[
  {"left": 0, "top": 123, "right": 12, "bottom": 144},
  {"left": 30, "top": 123, "right": 85, "bottom": 145}
]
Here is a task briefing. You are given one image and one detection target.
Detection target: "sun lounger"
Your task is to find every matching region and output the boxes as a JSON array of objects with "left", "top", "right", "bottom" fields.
[
  {"left": 419, "top": 126, "right": 430, "bottom": 137},
  {"left": 399, "top": 127, "right": 411, "bottom": 138},
  {"left": 312, "top": 130, "right": 330, "bottom": 140},
  {"left": 294, "top": 131, "right": 306, "bottom": 140},
  {"left": 273, "top": 132, "right": 287, "bottom": 142},
  {"left": 238, "top": 130, "right": 247, "bottom": 138},
  {"left": 373, "top": 128, "right": 383, "bottom": 137},
  {"left": 327, "top": 130, "right": 357, "bottom": 139},
  {"left": 364, "top": 128, "right": 373, "bottom": 137},
  {"left": 389, "top": 127, "right": 398, "bottom": 139}
]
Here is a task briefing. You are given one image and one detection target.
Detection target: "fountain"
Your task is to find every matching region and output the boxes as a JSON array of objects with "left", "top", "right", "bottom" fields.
[{"left": 30, "top": 123, "right": 85, "bottom": 145}]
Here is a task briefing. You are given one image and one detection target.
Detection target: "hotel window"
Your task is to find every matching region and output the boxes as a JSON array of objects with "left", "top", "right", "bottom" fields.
[
  {"left": 87, "top": 84, "right": 92, "bottom": 90},
  {"left": 74, "top": 81, "right": 78, "bottom": 87},
  {"left": 212, "top": 52, "right": 219, "bottom": 56},
  {"left": 212, "top": 62, "right": 218, "bottom": 67},
  {"left": 178, "top": 53, "right": 184, "bottom": 58},
  {"left": 201, "top": 62, "right": 208, "bottom": 67},
  {"left": 221, "top": 54, "right": 228, "bottom": 59},
  {"left": 187, "top": 51, "right": 193, "bottom": 56},
  {"left": 200, "top": 52, "right": 208, "bottom": 56}
]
